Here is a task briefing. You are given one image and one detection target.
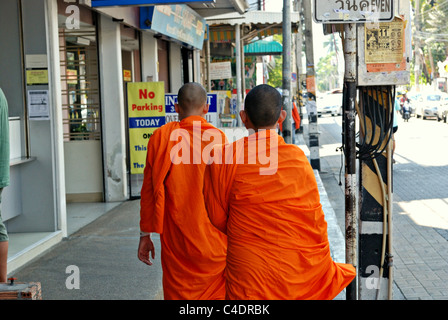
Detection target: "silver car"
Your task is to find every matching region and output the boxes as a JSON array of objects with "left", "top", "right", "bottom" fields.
[{"left": 415, "top": 93, "right": 442, "bottom": 120}]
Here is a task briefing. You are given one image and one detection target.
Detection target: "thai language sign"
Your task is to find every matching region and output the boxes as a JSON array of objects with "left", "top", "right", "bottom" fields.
[
  {"left": 140, "top": 5, "right": 206, "bottom": 50},
  {"left": 314, "top": 0, "right": 394, "bottom": 23},
  {"left": 127, "top": 82, "right": 165, "bottom": 174}
]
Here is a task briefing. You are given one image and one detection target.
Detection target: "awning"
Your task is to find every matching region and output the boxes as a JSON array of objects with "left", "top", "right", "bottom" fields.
[
  {"left": 243, "top": 40, "right": 283, "bottom": 56},
  {"left": 206, "top": 11, "right": 300, "bottom": 43},
  {"left": 188, "top": 0, "right": 249, "bottom": 17}
]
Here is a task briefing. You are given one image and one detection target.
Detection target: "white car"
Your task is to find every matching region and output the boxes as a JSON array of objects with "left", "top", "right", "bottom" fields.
[
  {"left": 436, "top": 93, "right": 448, "bottom": 122},
  {"left": 415, "top": 93, "right": 442, "bottom": 120},
  {"left": 317, "top": 89, "right": 343, "bottom": 117}
]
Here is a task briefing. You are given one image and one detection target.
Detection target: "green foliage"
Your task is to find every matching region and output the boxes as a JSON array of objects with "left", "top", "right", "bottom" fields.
[{"left": 316, "top": 51, "right": 339, "bottom": 92}]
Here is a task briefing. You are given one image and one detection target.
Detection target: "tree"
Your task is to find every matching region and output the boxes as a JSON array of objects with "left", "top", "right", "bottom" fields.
[{"left": 316, "top": 51, "right": 340, "bottom": 92}]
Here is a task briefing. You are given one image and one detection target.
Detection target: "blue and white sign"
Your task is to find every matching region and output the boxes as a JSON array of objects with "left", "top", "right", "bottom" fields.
[
  {"left": 140, "top": 5, "right": 206, "bottom": 50},
  {"left": 165, "top": 93, "right": 218, "bottom": 126},
  {"left": 92, "top": 0, "right": 215, "bottom": 7}
]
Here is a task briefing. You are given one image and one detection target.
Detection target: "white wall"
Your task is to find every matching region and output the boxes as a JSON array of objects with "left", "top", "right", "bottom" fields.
[
  {"left": 141, "top": 32, "right": 158, "bottom": 82},
  {"left": 98, "top": 14, "right": 128, "bottom": 202},
  {"left": 169, "top": 42, "right": 182, "bottom": 93}
]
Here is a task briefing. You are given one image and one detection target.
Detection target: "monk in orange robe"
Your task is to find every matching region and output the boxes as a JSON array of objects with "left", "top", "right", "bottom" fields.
[
  {"left": 203, "top": 84, "right": 356, "bottom": 300},
  {"left": 138, "top": 82, "right": 227, "bottom": 300},
  {"left": 279, "top": 100, "right": 301, "bottom": 132}
]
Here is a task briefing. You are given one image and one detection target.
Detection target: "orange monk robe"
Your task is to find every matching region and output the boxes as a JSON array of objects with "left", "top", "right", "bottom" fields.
[
  {"left": 140, "top": 116, "right": 227, "bottom": 300},
  {"left": 203, "top": 130, "right": 356, "bottom": 300},
  {"left": 279, "top": 101, "right": 301, "bottom": 132}
]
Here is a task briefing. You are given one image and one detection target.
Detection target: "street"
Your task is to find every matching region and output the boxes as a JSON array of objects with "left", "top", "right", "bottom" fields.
[{"left": 315, "top": 112, "right": 448, "bottom": 300}]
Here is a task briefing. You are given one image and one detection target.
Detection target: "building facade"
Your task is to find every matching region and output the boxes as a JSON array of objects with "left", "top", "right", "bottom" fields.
[{"left": 0, "top": 0, "right": 247, "bottom": 275}]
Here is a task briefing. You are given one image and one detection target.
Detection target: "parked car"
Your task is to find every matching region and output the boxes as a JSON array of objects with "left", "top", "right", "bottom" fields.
[
  {"left": 415, "top": 93, "right": 442, "bottom": 120},
  {"left": 436, "top": 93, "right": 448, "bottom": 122},
  {"left": 317, "top": 89, "right": 343, "bottom": 117}
]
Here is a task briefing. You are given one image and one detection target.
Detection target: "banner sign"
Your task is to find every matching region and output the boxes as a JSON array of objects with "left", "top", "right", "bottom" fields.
[
  {"left": 165, "top": 93, "right": 218, "bottom": 127},
  {"left": 92, "top": 0, "right": 215, "bottom": 7},
  {"left": 127, "top": 82, "right": 165, "bottom": 174},
  {"left": 140, "top": 5, "right": 206, "bottom": 50}
]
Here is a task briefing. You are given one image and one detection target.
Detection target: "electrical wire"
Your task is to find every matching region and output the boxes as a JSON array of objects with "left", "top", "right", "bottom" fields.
[
  {"left": 354, "top": 85, "right": 395, "bottom": 300},
  {"left": 355, "top": 86, "right": 394, "bottom": 161}
]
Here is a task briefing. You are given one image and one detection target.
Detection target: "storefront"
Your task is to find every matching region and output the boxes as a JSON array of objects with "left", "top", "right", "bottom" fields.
[{"left": 0, "top": 0, "right": 248, "bottom": 276}]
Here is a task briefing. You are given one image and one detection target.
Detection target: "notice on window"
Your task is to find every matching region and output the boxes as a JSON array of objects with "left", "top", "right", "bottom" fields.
[
  {"left": 365, "top": 20, "right": 404, "bottom": 64},
  {"left": 27, "top": 90, "right": 50, "bottom": 120},
  {"left": 127, "top": 82, "right": 165, "bottom": 174},
  {"left": 210, "top": 61, "right": 232, "bottom": 80}
]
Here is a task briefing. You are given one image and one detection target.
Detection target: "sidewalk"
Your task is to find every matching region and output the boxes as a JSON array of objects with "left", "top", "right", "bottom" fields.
[{"left": 6, "top": 128, "right": 355, "bottom": 300}]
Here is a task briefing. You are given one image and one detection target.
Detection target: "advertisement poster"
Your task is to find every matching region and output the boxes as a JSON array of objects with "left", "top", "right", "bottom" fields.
[
  {"left": 365, "top": 20, "right": 404, "bottom": 64},
  {"left": 127, "top": 82, "right": 165, "bottom": 174},
  {"left": 165, "top": 93, "right": 218, "bottom": 127}
]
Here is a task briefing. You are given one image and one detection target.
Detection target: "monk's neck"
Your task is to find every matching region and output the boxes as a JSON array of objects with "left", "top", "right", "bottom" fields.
[{"left": 178, "top": 114, "right": 205, "bottom": 121}]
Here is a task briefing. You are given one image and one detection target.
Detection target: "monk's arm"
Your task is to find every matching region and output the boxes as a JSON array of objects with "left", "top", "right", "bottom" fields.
[{"left": 203, "top": 162, "right": 229, "bottom": 235}]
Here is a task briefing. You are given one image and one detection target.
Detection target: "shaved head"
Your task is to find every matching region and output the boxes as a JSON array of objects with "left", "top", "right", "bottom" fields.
[
  {"left": 244, "top": 84, "right": 282, "bottom": 128},
  {"left": 177, "top": 82, "right": 208, "bottom": 113}
]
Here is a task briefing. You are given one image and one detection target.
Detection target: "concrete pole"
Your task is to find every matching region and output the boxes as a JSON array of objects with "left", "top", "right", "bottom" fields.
[
  {"left": 294, "top": 0, "right": 303, "bottom": 133},
  {"left": 282, "top": 0, "right": 292, "bottom": 143},
  {"left": 343, "top": 22, "right": 358, "bottom": 300},
  {"left": 303, "top": 0, "right": 320, "bottom": 169}
]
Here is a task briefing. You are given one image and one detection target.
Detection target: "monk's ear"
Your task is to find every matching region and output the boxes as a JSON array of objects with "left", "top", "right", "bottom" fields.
[
  {"left": 203, "top": 104, "right": 209, "bottom": 115},
  {"left": 278, "top": 110, "right": 287, "bottom": 123},
  {"left": 239, "top": 110, "right": 247, "bottom": 125},
  {"left": 174, "top": 103, "right": 180, "bottom": 114}
]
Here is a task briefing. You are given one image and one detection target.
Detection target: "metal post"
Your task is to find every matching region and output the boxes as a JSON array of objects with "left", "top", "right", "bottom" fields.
[
  {"left": 282, "top": 0, "right": 292, "bottom": 143},
  {"left": 343, "top": 22, "right": 358, "bottom": 300},
  {"left": 206, "top": 35, "right": 211, "bottom": 91},
  {"left": 235, "top": 24, "right": 242, "bottom": 127},
  {"left": 294, "top": 0, "right": 303, "bottom": 134},
  {"left": 303, "top": 0, "right": 320, "bottom": 170}
]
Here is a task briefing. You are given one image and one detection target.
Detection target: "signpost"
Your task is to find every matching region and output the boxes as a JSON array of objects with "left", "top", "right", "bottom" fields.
[{"left": 313, "top": 0, "right": 394, "bottom": 23}]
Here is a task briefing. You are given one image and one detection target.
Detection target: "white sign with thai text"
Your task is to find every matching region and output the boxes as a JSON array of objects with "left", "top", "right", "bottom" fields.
[{"left": 314, "top": 0, "right": 394, "bottom": 23}]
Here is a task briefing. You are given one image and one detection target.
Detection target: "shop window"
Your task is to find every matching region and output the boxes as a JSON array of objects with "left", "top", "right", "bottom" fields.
[{"left": 59, "top": 28, "right": 100, "bottom": 141}]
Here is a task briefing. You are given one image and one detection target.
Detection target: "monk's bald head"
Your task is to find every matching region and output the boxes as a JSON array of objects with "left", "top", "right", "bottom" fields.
[
  {"left": 244, "top": 84, "right": 282, "bottom": 128},
  {"left": 177, "top": 82, "right": 207, "bottom": 114}
]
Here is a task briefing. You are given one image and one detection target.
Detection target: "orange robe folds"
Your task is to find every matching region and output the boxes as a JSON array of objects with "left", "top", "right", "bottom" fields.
[
  {"left": 140, "top": 116, "right": 227, "bottom": 300},
  {"left": 203, "top": 130, "right": 355, "bottom": 300}
]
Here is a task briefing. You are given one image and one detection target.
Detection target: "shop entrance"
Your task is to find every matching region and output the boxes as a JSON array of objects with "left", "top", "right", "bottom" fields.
[{"left": 58, "top": 16, "right": 104, "bottom": 203}]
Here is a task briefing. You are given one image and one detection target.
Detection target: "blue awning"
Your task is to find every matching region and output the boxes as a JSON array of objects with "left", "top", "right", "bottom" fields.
[{"left": 243, "top": 40, "right": 283, "bottom": 56}]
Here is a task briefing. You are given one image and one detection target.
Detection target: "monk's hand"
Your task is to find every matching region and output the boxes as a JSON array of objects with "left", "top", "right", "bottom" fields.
[{"left": 138, "top": 235, "right": 155, "bottom": 266}]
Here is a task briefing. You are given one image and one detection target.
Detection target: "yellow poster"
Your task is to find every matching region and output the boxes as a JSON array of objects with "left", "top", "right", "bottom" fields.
[
  {"left": 365, "top": 20, "right": 404, "bottom": 64},
  {"left": 127, "top": 82, "right": 165, "bottom": 174},
  {"left": 26, "top": 69, "right": 48, "bottom": 85}
]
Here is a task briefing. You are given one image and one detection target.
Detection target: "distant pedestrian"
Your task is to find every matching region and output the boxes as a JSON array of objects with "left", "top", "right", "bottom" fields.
[
  {"left": 0, "top": 88, "right": 10, "bottom": 283},
  {"left": 203, "top": 84, "right": 356, "bottom": 299},
  {"left": 138, "top": 82, "right": 227, "bottom": 300}
]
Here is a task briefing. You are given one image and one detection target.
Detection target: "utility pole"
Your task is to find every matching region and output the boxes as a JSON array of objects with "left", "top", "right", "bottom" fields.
[
  {"left": 282, "top": 0, "right": 292, "bottom": 144},
  {"left": 343, "top": 23, "right": 358, "bottom": 300},
  {"left": 303, "top": 0, "right": 320, "bottom": 170},
  {"left": 294, "top": 0, "right": 303, "bottom": 134}
]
